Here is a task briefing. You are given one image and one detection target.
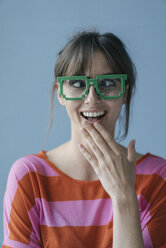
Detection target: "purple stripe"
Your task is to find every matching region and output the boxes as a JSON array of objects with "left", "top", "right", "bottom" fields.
[
  {"left": 136, "top": 155, "right": 166, "bottom": 179},
  {"left": 3, "top": 154, "right": 59, "bottom": 237},
  {"left": 28, "top": 198, "right": 113, "bottom": 227}
]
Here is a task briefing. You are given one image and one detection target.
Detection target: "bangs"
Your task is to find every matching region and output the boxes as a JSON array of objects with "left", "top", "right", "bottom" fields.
[
  {"left": 54, "top": 36, "right": 97, "bottom": 78},
  {"left": 65, "top": 42, "right": 94, "bottom": 76},
  {"left": 54, "top": 32, "right": 121, "bottom": 78},
  {"left": 55, "top": 46, "right": 118, "bottom": 78}
]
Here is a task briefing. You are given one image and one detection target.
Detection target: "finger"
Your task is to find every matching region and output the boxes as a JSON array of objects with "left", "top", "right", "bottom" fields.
[
  {"left": 93, "top": 122, "right": 120, "bottom": 156},
  {"left": 81, "top": 124, "right": 111, "bottom": 158},
  {"left": 78, "top": 144, "right": 99, "bottom": 174},
  {"left": 127, "top": 139, "right": 136, "bottom": 163},
  {"left": 80, "top": 127, "right": 104, "bottom": 160}
]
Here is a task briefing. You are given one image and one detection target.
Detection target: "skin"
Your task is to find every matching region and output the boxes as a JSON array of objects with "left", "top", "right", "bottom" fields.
[{"left": 47, "top": 50, "right": 145, "bottom": 247}]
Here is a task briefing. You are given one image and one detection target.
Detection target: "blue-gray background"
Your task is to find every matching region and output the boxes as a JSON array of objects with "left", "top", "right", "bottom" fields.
[{"left": 1, "top": 0, "right": 166, "bottom": 243}]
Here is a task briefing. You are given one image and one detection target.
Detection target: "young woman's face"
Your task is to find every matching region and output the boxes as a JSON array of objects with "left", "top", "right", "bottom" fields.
[{"left": 57, "top": 50, "right": 127, "bottom": 137}]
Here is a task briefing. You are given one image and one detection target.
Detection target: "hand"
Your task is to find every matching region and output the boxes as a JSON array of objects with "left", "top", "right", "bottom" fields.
[{"left": 78, "top": 122, "right": 136, "bottom": 201}]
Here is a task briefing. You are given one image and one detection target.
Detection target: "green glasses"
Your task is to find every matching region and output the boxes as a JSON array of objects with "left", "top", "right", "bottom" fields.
[{"left": 57, "top": 74, "right": 127, "bottom": 100}]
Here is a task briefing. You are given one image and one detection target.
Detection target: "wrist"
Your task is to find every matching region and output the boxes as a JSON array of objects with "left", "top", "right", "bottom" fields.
[
  {"left": 111, "top": 188, "right": 138, "bottom": 211},
  {"left": 112, "top": 189, "right": 144, "bottom": 248}
]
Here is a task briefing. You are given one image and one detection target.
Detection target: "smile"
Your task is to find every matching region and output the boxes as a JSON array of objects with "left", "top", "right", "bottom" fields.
[{"left": 80, "top": 111, "right": 107, "bottom": 123}]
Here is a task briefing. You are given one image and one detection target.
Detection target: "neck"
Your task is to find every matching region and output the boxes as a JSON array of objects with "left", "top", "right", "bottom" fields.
[
  {"left": 66, "top": 125, "right": 99, "bottom": 180},
  {"left": 68, "top": 137, "right": 91, "bottom": 167}
]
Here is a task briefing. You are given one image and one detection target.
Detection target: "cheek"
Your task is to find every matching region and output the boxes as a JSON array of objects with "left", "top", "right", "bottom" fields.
[
  {"left": 107, "top": 100, "right": 124, "bottom": 121},
  {"left": 65, "top": 102, "right": 81, "bottom": 118}
]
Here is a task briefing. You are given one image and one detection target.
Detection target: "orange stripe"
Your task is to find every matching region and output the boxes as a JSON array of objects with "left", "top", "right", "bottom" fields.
[
  {"left": 11, "top": 172, "right": 109, "bottom": 202},
  {"left": 40, "top": 224, "right": 113, "bottom": 248},
  {"left": 8, "top": 172, "right": 108, "bottom": 243},
  {"left": 11, "top": 167, "right": 166, "bottom": 203},
  {"left": 8, "top": 158, "right": 166, "bottom": 245},
  {"left": 8, "top": 173, "right": 34, "bottom": 243},
  {"left": 135, "top": 174, "right": 166, "bottom": 204},
  {"left": 135, "top": 174, "right": 166, "bottom": 246}
]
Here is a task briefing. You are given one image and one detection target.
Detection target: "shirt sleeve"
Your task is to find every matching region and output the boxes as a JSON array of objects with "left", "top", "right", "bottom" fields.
[
  {"left": 141, "top": 164, "right": 166, "bottom": 247},
  {"left": 2, "top": 157, "right": 43, "bottom": 248},
  {"left": 146, "top": 181, "right": 166, "bottom": 247}
]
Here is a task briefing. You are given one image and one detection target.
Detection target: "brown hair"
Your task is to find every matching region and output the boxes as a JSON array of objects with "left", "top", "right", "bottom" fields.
[{"left": 47, "top": 30, "right": 136, "bottom": 144}]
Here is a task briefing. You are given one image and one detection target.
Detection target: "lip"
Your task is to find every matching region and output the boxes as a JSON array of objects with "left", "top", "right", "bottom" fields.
[
  {"left": 82, "top": 118, "right": 104, "bottom": 124},
  {"left": 80, "top": 110, "right": 106, "bottom": 113}
]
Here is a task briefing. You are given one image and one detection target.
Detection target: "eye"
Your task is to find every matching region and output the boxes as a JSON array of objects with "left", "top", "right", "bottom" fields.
[
  {"left": 68, "top": 80, "right": 86, "bottom": 88},
  {"left": 100, "top": 79, "right": 116, "bottom": 87}
]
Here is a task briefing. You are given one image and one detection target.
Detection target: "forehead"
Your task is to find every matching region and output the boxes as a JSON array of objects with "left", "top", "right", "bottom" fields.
[{"left": 84, "top": 50, "right": 113, "bottom": 77}]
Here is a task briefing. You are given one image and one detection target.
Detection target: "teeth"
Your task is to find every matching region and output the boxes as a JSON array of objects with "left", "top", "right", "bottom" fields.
[{"left": 82, "top": 111, "right": 105, "bottom": 117}]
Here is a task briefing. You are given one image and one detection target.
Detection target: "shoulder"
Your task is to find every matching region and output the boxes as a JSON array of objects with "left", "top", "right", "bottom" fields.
[
  {"left": 4, "top": 152, "right": 60, "bottom": 207},
  {"left": 7, "top": 152, "right": 58, "bottom": 185},
  {"left": 136, "top": 153, "right": 166, "bottom": 179}
]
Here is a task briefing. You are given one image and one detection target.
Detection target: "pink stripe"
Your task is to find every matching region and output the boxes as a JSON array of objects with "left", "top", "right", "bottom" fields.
[
  {"left": 13, "top": 155, "right": 59, "bottom": 178},
  {"left": 29, "top": 231, "right": 42, "bottom": 248},
  {"left": 29, "top": 198, "right": 113, "bottom": 227},
  {"left": 3, "top": 237, "right": 30, "bottom": 248},
  {"left": 28, "top": 195, "right": 152, "bottom": 228},
  {"left": 27, "top": 195, "right": 153, "bottom": 234},
  {"left": 137, "top": 194, "right": 153, "bottom": 247},
  {"left": 137, "top": 194, "right": 152, "bottom": 231},
  {"left": 3, "top": 155, "right": 59, "bottom": 237},
  {"left": 28, "top": 202, "right": 41, "bottom": 242},
  {"left": 142, "top": 226, "right": 153, "bottom": 248},
  {"left": 136, "top": 155, "right": 166, "bottom": 179}
]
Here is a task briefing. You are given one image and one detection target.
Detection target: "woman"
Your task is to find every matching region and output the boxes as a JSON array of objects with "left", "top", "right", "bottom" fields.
[{"left": 3, "top": 31, "right": 166, "bottom": 248}]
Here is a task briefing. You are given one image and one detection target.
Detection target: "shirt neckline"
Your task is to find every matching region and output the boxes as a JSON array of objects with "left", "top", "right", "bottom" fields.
[{"left": 35, "top": 150, "right": 151, "bottom": 184}]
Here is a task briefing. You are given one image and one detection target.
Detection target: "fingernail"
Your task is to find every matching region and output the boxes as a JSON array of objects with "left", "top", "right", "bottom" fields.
[
  {"left": 94, "top": 122, "right": 99, "bottom": 128},
  {"left": 78, "top": 144, "right": 83, "bottom": 150}
]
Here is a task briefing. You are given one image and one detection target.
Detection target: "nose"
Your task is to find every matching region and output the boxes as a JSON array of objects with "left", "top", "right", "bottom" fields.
[{"left": 84, "top": 86, "right": 101, "bottom": 104}]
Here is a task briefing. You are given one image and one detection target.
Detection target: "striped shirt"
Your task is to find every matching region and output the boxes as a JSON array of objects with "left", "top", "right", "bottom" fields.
[{"left": 2, "top": 151, "right": 166, "bottom": 247}]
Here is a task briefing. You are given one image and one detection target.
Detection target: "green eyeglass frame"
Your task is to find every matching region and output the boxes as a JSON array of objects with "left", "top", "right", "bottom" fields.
[{"left": 57, "top": 74, "right": 127, "bottom": 100}]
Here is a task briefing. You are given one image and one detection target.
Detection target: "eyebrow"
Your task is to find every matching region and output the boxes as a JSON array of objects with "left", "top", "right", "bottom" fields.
[
  {"left": 71, "top": 72, "right": 114, "bottom": 77},
  {"left": 99, "top": 72, "right": 113, "bottom": 75},
  {"left": 87, "top": 72, "right": 114, "bottom": 77}
]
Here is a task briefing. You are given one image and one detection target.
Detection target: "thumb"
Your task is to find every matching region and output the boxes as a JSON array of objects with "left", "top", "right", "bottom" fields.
[{"left": 127, "top": 139, "right": 136, "bottom": 163}]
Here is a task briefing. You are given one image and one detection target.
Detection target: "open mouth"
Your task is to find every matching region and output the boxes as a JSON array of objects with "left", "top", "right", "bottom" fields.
[{"left": 80, "top": 111, "right": 107, "bottom": 123}]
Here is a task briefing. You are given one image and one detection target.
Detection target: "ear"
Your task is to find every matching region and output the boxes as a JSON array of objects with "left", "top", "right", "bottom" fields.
[
  {"left": 56, "top": 83, "right": 66, "bottom": 106},
  {"left": 123, "top": 84, "right": 129, "bottom": 104}
]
